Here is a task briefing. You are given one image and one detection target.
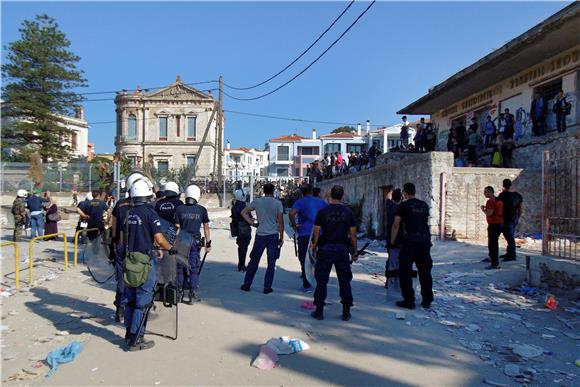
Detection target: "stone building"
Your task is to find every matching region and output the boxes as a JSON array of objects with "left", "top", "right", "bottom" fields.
[{"left": 114, "top": 76, "right": 223, "bottom": 177}]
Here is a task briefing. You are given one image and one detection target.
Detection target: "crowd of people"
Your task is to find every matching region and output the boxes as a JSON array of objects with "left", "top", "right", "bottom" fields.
[{"left": 305, "top": 147, "right": 382, "bottom": 182}]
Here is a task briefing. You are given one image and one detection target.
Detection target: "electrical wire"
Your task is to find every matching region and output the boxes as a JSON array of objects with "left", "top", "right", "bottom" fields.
[
  {"left": 223, "top": 1, "right": 355, "bottom": 91},
  {"left": 222, "top": 0, "right": 376, "bottom": 101},
  {"left": 86, "top": 108, "right": 384, "bottom": 128}
]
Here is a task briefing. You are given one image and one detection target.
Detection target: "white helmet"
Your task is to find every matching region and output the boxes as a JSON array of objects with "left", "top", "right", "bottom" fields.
[
  {"left": 17, "top": 189, "right": 27, "bottom": 198},
  {"left": 164, "top": 181, "right": 180, "bottom": 196},
  {"left": 130, "top": 179, "right": 153, "bottom": 201},
  {"left": 185, "top": 185, "right": 201, "bottom": 203},
  {"left": 85, "top": 192, "right": 93, "bottom": 201},
  {"left": 234, "top": 189, "right": 245, "bottom": 201},
  {"left": 125, "top": 172, "right": 146, "bottom": 191}
]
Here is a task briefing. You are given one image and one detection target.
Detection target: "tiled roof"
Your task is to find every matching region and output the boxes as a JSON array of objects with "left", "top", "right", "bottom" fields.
[
  {"left": 320, "top": 132, "right": 355, "bottom": 139},
  {"left": 270, "top": 134, "right": 307, "bottom": 142}
]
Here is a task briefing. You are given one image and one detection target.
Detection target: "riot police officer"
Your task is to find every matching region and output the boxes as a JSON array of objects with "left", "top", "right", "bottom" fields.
[
  {"left": 111, "top": 172, "right": 151, "bottom": 322},
  {"left": 310, "top": 185, "right": 358, "bottom": 321},
  {"left": 155, "top": 181, "right": 183, "bottom": 223},
  {"left": 121, "top": 179, "right": 174, "bottom": 351},
  {"left": 231, "top": 189, "right": 251, "bottom": 271},
  {"left": 390, "top": 182, "right": 433, "bottom": 309},
  {"left": 173, "top": 185, "right": 211, "bottom": 304},
  {"left": 12, "top": 189, "right": 28, "bottom": 242}
]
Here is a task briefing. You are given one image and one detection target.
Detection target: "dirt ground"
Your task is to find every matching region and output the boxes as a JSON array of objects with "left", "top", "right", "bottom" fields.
[{"left": 0, "top": 214, "right": 578, "bottom": 386}]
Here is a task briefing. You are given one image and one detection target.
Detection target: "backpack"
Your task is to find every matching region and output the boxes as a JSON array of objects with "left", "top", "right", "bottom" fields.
[{"left": 122, "top": 209, "right": 151, "bottom": 288}]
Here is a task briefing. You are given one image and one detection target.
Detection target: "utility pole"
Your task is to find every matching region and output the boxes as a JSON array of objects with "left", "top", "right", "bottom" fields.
[{"left": 217, "top": 76, "right": 225, "bottom": 206}]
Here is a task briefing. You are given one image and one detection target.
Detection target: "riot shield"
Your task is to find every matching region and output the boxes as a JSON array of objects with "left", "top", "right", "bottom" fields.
[
  {"left": 146, "top": 219, "right": 193, "bottom": 340},
  {"left": 82, "top": 235, "right": 115, "bottom": 284}
]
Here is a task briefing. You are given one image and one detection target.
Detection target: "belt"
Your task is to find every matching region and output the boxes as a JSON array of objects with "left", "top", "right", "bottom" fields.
[{"left": 30, "top": 211, "right": 43, "bottom": 216}]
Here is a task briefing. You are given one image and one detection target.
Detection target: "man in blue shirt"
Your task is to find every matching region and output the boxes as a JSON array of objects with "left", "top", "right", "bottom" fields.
[
  {"left": 26, "top": 190, "right": 48, "bottom": 238},
  {"left": 290, "top": 184, "right": 327, "bottom": 291},
  {"left": 173, "top": 184, "right": 211, "bottom": 303},
  {"left": 79, "top": 190, "right": 109, "bottom": 242},
  {"left": 122, "top": 179, "right": 173, "bottom": 352}
]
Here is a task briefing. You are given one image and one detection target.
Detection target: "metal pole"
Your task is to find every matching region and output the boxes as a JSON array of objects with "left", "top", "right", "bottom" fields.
[
  {"left": 249, "top": 175, "right": 254, "bottom": 203},
  {"left": 223, "top": 178, "right": 227, "bottom": 207}
]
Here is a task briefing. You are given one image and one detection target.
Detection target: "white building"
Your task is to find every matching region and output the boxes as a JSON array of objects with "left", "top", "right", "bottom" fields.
[
  {"left": 224, "top": 145, "right": 269, "bottom": 179},
  {"left": 115, "top": 76, "right": 223, "bottom": 176},
  {"left": 63, "top": 107, "right": 89, "bottom": 158},
  {"left": 367, "top": 124, "right": 416, "bottom": 152}
]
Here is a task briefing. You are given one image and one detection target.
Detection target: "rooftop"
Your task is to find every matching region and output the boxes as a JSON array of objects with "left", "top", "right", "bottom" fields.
[
  {"left": 270, "top": 134, "right": 307, "bottom": 142},
  {"left": 398, "top": 2, "right": 580, "bottom": 114}
]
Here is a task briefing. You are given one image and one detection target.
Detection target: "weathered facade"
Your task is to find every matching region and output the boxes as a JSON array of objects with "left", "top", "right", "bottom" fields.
[
  {"left": 399, "top": 3, "right": 580, "bottom": 154},
  {"left": 114, "top": 76, "right": 222, "bottom": 176}
]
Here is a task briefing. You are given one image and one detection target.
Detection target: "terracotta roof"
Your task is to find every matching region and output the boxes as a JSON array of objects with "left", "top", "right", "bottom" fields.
[
  {"left": 228, "top": 147, "right": 251, "bottom": 153},
  {"left": 320, "top": 132, "right": 355, "bottom": 139},
  {"left": 270, "top": 134, "right": 307, "bottom": 142}
]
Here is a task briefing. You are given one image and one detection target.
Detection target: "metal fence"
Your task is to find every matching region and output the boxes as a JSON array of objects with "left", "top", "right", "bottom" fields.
[
  {"left": 0, "top": 162, "right": 103, "bottom": 193},
  {"left": 542, "top": 149, "right": 580, "bottom": 260}
]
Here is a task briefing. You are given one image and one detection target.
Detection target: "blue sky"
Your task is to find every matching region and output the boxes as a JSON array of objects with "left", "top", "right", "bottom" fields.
[{"left": 1, "top": 1, "right": 569, "bottom": 153}]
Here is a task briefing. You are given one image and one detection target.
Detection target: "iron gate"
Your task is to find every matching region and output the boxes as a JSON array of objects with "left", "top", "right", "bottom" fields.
[{"left": 542, "top": 149, "right": 580, "bottom": 260}]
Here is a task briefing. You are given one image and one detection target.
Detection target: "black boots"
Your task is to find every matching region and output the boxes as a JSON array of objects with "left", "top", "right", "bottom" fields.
[
  {"left": 342, "top": 306, "right": 351, "bottom": 321},
  {"left": 126, "top": 333, "right": 155, "bottom": 352},
  {"left": 182, "top": 291, "right": 200, "bottom": 305},
  {"left": 311, "top": 305, "right": 324, "bottom": 320}
]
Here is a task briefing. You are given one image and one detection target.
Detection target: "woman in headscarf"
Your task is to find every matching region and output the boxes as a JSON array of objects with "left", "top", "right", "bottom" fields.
[{"left": 44, "top": 192, "right": 59, "bottom": 239}]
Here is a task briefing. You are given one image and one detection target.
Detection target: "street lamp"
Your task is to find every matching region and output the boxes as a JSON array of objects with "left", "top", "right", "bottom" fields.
[{"left": 228, "top": 159, "right": 246, "bottom": 182}]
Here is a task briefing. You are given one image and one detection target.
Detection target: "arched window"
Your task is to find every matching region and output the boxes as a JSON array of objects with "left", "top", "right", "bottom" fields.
[{"left": 127, "top": 114, "right": 137, "bottom": 140}]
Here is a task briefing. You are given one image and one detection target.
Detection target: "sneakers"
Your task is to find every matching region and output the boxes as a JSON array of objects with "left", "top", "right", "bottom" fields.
[
  {"left": 485, "top": 265, "right": 500, "bottom": 270},
  {"left": 502, "top": 257, "right": 516, "bottom": 262},
  {"left": 263, "top": 288, "right": 273, "bottom": 294},
  {"left": 182, "top": 291, "right": 200, "bottom": 304},
  {"left": 396, "top": 301, "right": 416, "bottom": 310},
  {"left": 481, "top": 257, "right": 491, "bottom": 262},
  {"left": 240, "top": 285, "right": 250, "bottom": 292},
  {"left": 300, "top": 286, "right": 313, "bottom": 293}
]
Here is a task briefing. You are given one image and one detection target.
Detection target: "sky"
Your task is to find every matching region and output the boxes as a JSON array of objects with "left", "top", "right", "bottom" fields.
[{"left": 1, "top": 1, "right": 570, "bottom": 153}]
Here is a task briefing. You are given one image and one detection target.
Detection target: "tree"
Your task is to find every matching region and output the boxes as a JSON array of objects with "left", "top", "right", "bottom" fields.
[
  {"left": 1, "top": 14, "right": 87, "bottom": 162},
  {"left": 28, "top": 152, "right": 44, "bottom": 189},
  {"left": 332, "top": 126, "right": 355, "bottom": 134}
]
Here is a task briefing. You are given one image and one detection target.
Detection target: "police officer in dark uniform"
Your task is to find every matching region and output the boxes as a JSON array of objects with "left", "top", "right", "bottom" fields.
[
  {"left": 121, "top": 179, "right": 174, "bottom": 351},
  {"left": 154, "top": 181, "right": 183, "bottom": 223},
  {"left": 111, "top": 172, "right": 150, "bottom": 322},
  {"left": 78, "top": 190, "right": 109, "bottom": 242},
  {"left": 231, "top": 189, "right": 251, "bottom": 272},
  {"left": 310, "top": 185, "right": 358, "bottom": 321},
  {"left": 390, "top": 182, "right": 433, "bottom": 309},
  {"left": 173, "top": 184, "right": 211, "bottom": 304}
]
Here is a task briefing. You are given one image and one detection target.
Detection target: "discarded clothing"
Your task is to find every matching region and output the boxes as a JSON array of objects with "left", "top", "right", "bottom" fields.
[
  {"left": 46, "top": 341, "right": 83, "bottom": 377},
  {"left": 251, "top": 336, "right": 310, "bottom": 369}
]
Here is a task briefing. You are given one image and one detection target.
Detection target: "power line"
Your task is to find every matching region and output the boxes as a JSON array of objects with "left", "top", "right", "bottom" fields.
[
  {"left": 223, "top": 1, "right": 355, "bottom": 91},
  {"left": 86, "top": 108, "right": 386, "bottom": 128},
  {"left": 222, "top": 0, "right": 376, "bottom": 102}
]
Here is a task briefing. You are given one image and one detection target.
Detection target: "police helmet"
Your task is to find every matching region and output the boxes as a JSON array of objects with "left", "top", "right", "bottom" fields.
[
  {"left": 17, "top": 189, "right": 27, "bottom": 198},
  {"left": 185, "top": 185, "right": 201, "bottom": 204},
  {"left": 126, "top": 172, "right": 148, "bottom": 191},
  {"left": 234, "top": 189, "right": 245, "bottom": 202},
  {"left": 131, "top": 179, "right": 154, "bottom": 203},
  {"left": 164, "top": 181, "right": 180, "bottom": 197}
]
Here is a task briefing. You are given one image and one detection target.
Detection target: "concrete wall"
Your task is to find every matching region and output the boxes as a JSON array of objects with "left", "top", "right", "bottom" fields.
[
  {"left": 445, "top": 168, "right": 541, "bottom": 240},
  {"left": 316, "top": 152, "right": 454, "bottom": 238},
  {"left": 316, "top": 151, "right": 543, "bottom": 242}
]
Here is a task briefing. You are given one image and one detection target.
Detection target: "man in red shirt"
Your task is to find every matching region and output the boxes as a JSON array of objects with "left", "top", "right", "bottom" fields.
[{"left": 481, "top": 186, "right": 503, "bottom": 269}]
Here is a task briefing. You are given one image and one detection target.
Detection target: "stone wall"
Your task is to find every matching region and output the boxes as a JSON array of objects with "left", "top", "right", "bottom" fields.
[
  {"left": 445, "top": 168, "right": 541, "bottom": 240},
  {"left": 316, "top": 151, "right": 543, "bottom": 242},
  {"left": 316, "top": 152, "right": 453, "bottom": 238}
]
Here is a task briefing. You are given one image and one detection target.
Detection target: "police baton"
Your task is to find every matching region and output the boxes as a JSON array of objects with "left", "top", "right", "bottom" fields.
[
  {"left": 198, "top": 250, "right": 209, "bottom": 275},
  {"left": 350, "top": 242, "right": 370, "bottom": 264},
  {"left": 293, "top": 233, "right": 298, "bottom": 257}
]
